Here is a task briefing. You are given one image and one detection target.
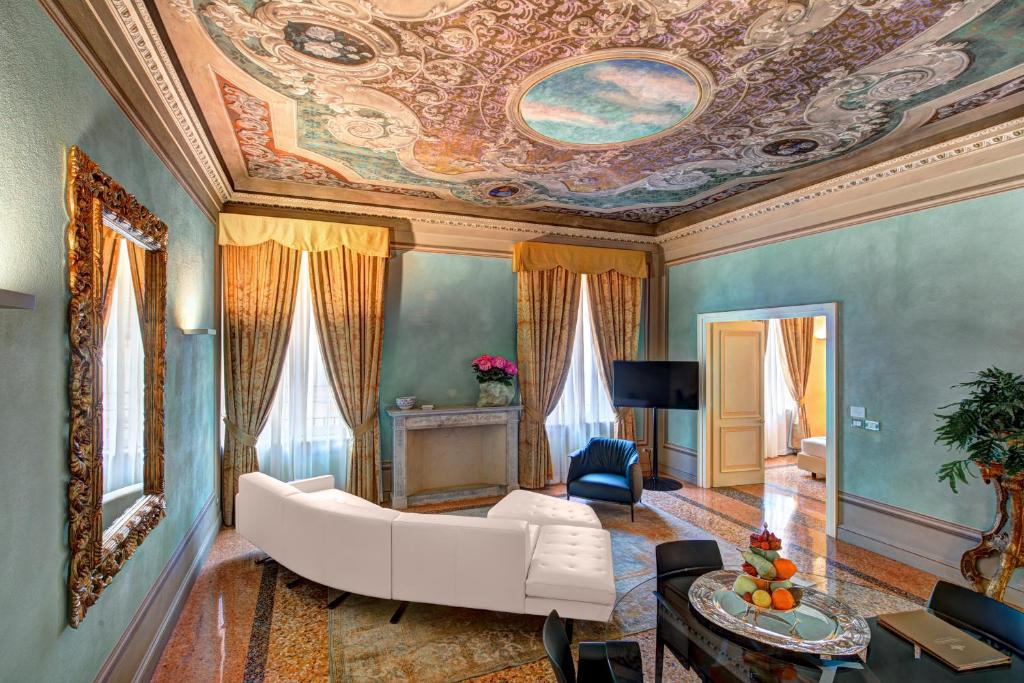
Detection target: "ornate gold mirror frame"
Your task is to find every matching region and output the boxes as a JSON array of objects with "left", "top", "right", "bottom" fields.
[{"left": 66, "top": 147, "right": 167, "bottom": 627}]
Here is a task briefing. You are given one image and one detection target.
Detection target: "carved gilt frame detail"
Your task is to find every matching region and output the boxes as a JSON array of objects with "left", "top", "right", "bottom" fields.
[{"left": 66, "top": 146, "right": 168, "bottom": 627}]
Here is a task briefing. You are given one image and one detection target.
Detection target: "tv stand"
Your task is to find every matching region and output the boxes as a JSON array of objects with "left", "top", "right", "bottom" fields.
[{"left": 644, "top": 408, "right": 683, "bottom": 492}]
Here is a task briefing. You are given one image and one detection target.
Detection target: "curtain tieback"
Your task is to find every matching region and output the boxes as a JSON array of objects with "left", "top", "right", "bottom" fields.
[
  {"left": 224, "top": 417, "right": 258, "bottom": 448},
  {"left": 353, "top": 409, "right": 378, "bottom": 438},
  {"left": 523, "top": 406, "right": 546, "bottom": 423}
]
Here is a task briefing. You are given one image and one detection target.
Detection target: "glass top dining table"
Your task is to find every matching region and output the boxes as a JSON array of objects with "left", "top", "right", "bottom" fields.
[{"left": 654, "top": 571, "right": 1023, "bottom": 682}]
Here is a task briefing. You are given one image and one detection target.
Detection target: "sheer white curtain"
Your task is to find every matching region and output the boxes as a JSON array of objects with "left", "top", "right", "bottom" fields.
[
  {"left": 257, "top": 253, "right": 353, "bottom": 487},
  {"left": 102, "top": 239, "right": 145, "bottom": 493},
  {"left": 545, "top": 276, "right": 617, "bottom": 483},
  {"left": 764, "top": 319, "right": 797, "bottom": 458}
]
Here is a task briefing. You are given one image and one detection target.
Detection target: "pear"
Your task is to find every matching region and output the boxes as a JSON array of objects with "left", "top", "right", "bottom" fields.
[{"left": 733, "top": 575, "right": 758, "bottom": 595}]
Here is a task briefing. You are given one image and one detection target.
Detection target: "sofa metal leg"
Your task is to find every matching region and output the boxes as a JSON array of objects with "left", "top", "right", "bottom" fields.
[
  {"left": 285, "top": 577, "right": 304, "bottom": 589},
  {"left": 389, "top": 601, "right": 409, "bottom": 624},
  {"left": 630, "top": 504, "right": 634, "bottom": 522},
  {"left": 564, "top": 618, "right": 574, "bottom": 643},
  {"left": 327, "top": 591, "right": 351, "bottom": 610}
]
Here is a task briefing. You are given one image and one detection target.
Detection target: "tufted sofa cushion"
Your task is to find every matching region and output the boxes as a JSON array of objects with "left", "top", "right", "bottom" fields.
[
  {"left": 526, "top": 525, "right": 614, "bottom": 606},
  {"left": 307, "top": 487, "right": 382, "bottom": 509},
  {"left": 487, "top": 489, "right": 602, "bottom": 529}
]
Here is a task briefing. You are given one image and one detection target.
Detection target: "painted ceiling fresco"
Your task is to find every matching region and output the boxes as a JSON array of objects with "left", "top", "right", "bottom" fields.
[{"left": 157, "top": 0, "right": 1024, "bottom": 225}]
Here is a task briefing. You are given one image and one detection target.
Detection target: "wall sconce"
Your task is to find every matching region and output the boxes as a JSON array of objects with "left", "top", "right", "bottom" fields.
[
  {"left": 180, "top": 328, "right": 216, "bottom": 336},
  {"left": 0, "top": 289, "right": 35, "bottom": 310}
]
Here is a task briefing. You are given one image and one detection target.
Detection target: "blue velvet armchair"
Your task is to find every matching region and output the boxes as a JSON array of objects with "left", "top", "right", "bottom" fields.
[{"left": 566, "top": 437, "right": 643, "bottom": 521}]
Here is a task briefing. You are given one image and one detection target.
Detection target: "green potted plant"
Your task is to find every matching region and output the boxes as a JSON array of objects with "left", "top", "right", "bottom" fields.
[
  {"left": 935, "top": 367, "right": 1024, "bottom": 491},
  {"left": 935, "top": 367, "right": 1024, "bottom": 602}
]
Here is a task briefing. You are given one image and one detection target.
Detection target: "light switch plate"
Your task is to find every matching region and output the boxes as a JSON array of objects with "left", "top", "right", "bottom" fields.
[
  {"left": 864, "top": 420, "right": 880, "bottom": 431},
  {"left": 852, "top": 419, "right": 863, "bottom": 428},
  {"left": 850, "top": 406, "right": 866, "bottom": 419}
]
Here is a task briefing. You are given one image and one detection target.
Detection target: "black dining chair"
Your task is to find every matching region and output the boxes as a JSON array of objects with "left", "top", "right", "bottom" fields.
[
  {"left": 655, "top": 539, "right": 724, "bottom": 590},
  {"left": 927, "top": 580, "right": 1024, "bottom": 656},
  {"left": 542, "top": 610, "right": 643, "bottom": 683},
  {"left": 654, "top": 540, "right": 724, "bottom": 681}
]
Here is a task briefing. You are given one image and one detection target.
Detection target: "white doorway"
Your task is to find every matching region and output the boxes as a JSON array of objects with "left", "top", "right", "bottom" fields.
[{"left": 697, "top": 304, "right": 839, "bottom": 537}]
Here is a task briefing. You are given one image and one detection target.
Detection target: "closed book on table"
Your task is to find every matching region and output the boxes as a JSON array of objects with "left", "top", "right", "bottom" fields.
[{"left": 878, "top": 610, "right": 1011, "bottom": 672}]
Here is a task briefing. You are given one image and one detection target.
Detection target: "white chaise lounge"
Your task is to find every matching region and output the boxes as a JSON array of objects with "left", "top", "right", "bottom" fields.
[{"left": 236, "top": 473, "right": 615, "bottom": 621}]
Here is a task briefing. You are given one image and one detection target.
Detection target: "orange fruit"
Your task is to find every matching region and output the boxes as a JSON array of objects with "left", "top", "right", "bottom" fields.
[
  {"left": 773, "top": 558, "right": 798, "bottom": 580},
  {"left": 752, "top": 577, "right": 770, "bottom": 592},
  {"left": 771, "top": 588, "right": 795, "bottom": 610}
]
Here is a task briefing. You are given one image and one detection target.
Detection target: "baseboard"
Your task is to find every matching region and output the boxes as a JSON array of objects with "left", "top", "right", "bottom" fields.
[
  {"left": 94, "top": 493, "right": 220, "bottom": 683},
  {"left": 837, "top": 491, "right": 1023, "bottom": 609}
]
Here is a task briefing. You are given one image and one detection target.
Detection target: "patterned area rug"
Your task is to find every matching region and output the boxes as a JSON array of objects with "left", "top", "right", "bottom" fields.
[{"left": 320, "top": 500, "right": 735, "bottom": 682}]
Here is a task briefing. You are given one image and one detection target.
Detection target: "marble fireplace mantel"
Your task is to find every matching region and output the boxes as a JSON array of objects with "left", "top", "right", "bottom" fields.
[{"left": 387, "top": 405, "right": 522, "bottom": 509}]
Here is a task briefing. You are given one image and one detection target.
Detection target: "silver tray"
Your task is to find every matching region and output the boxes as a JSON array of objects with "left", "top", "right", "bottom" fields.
[{"left": 687, "top": 570, "right": 871, "bottom": 656}]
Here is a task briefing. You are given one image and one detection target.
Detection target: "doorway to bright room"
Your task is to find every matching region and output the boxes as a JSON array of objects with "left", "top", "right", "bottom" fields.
[{"left": 698, "top": 304, "right": 838, "bottom": 537}]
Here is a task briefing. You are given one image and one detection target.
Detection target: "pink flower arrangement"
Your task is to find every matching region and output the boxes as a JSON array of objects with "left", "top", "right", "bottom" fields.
[{"left": 472, "top": 354, "right": 518, "bottom": 385}]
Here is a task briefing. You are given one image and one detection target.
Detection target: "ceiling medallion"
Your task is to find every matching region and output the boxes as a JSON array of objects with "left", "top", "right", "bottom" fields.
[
  {"left": 761, "top": 138, "right": 820, "bottom": 157},
  {"left": 508, "top": 49, "right": 714, "bottom": 150},
  {"left": 282, "top": 22, "right": 376, "bottom": 65},
  {"left": 473, "top": 181, "right": 534, "bottom": 204}
]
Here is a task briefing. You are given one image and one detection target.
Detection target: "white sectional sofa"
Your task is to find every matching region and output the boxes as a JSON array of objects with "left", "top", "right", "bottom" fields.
[{"left": 236, "top": 473, "right": 615, "bottom": 621}]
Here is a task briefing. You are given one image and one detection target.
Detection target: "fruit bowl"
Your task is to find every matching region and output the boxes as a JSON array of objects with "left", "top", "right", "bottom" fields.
[{"left": 732, "top": 524, "right": 802, "bottom": 612}]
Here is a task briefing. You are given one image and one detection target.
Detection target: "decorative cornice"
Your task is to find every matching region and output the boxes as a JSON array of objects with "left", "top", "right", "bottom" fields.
[
  {"left": 107, "top": 0, "right": 230, "bottom": 202},
  {"left": 228, "top": 193, "right": 660, "bottom": 245},
  {"left": 657, "top": 117, "right": 1024, "bottom": 245}
]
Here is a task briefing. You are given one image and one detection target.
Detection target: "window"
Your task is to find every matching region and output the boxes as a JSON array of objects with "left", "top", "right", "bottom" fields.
[
  {"left": 102, "top": 238, "right": 145, "bottom": 494},
  {"left": 545, "top": 276, "right": 617, "bottom": 483},
  {"left": 256, "top": 253, "right": 352, "bottom": 486}
]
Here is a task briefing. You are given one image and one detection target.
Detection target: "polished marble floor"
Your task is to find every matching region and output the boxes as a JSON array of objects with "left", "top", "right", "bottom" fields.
[{"left": 152, "top": 472, "right": 938, "bottom": 682}]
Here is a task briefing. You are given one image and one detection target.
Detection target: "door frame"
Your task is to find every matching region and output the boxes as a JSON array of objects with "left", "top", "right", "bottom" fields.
[{"left": 697, "top": 303, "right": 839, "bottom": 537}]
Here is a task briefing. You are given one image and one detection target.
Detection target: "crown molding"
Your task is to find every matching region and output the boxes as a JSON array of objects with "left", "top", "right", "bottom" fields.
[
  {"left": 105, "top": 0, "right": 230, "bottom": 202},
  {"left": 228, "top": 192, "right": 660, "bottom": 248},
  {"left": 658, "top": 117, "right": 1024, "bottom": 263},
  {"left": 40, "top": 0, "right": 228, "bottom": 224}
]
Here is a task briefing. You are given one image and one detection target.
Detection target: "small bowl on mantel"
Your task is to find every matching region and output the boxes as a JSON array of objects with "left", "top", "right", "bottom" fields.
[{"left": 396, "top": 396, "right": 417, "bottom": 410}]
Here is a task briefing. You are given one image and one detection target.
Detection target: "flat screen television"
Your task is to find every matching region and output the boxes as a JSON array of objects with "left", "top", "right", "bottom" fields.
[{"left": 612, "top": 360, "right": 699, "bottom": 410}]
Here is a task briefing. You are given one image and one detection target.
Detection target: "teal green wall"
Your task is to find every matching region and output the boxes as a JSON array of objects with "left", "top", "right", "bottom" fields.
[
  {"left": 378, "top": 251, "right": 518, "bottom": 460},
  {"left": 666, "top": 188, "right": 1024, "bottom": 531},
  {"left": 0, "top": 3, "right": 217, "bottom": 681}
]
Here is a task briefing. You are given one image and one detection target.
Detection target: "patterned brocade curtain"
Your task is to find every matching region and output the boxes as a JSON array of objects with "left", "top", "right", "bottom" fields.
[
  {"left": 219, "top": 213, "right": 390, "bottom": 516},
  {"left": 221, "top": 241, "right": 302, "bottom": 526},
  {"left": 516, "top": 267, "right": 581, "bottom": 488},
  {"left": 513, "top": 242, "right": 648, "bottom": 488},
  {"left": 308, "top": 247, "right": 386, "bottom": 503},
  {"left": 587, "top": 271, "right": 643, "bottom": 442},
  {"left": 779, "top": 317, "right": 815, "bottom": 449}
]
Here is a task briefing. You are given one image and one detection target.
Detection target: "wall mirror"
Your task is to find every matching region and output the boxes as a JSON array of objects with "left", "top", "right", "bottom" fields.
[{"left": 66, "top": 146, "right": 167, "bottom": 627}]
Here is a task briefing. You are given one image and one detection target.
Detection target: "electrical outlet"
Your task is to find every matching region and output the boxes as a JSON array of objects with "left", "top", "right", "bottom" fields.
[
  {"left": 864, "top": 420, "right": 880, "bottom": 431},
  {"left": 851, "top": 419, "right": 863, "bottom": 428},
  {"left": 850, "top": 406, "right": 866, "bottom": 419}
]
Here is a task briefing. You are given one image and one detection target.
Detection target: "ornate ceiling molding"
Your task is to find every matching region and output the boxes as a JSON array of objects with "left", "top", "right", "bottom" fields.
[
  {"left": 107, "top": 0, "right": 230, "bottom": 202},
  {"left": 658, "top": 116, "right": 1024, "bottom": 247},
  {"left": 228, "top": 192, "right": 659, "bottom": 245}
]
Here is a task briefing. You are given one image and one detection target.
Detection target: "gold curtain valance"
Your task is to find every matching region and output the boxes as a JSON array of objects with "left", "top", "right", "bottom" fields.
[
  {"left": 512, "top": 242, "right": 648, "bottom": 279},
  {"left": 218, "top": 213, "right": 389, "bottom": 258}
]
